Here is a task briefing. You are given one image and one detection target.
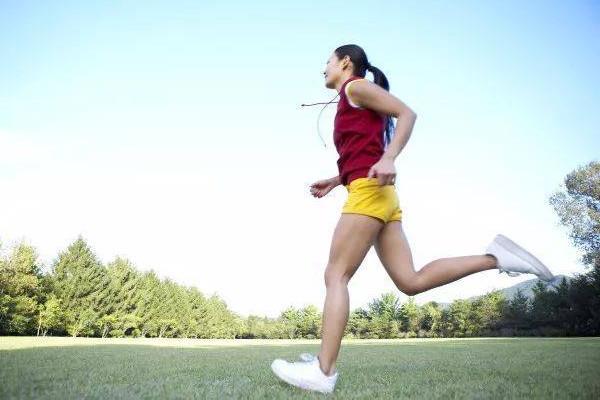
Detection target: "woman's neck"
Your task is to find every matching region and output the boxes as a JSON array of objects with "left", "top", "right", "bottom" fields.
[{"left": 335, "top": 74, "right": 355, "bottom": 93}]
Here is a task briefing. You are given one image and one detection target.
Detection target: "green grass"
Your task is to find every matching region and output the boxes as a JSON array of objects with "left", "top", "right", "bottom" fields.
[{"left": 1, "top": 337, "right": 599, "bottom": 399}]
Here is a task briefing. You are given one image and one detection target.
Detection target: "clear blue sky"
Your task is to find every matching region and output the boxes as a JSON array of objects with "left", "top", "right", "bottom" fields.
[{"left": 1, "top": 1, "right": 598, "bottom": 317}]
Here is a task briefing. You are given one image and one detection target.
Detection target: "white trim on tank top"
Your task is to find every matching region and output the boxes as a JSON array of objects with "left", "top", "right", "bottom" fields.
[{"left": 344, "top": 79, "right": 365, "bottom": 109}]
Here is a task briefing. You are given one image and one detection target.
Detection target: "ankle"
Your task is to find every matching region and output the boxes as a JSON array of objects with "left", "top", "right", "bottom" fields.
[
  {"left": 485, "top": 253, "right": 498, "bottom": 268},
  {"left": 317, "top": 355, "right": 335, "bottom": 376}
]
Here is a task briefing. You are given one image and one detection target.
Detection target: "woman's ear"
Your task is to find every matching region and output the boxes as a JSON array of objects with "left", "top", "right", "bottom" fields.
[{"left": 342, "top": 55, "right": 351, "bottom": 70}]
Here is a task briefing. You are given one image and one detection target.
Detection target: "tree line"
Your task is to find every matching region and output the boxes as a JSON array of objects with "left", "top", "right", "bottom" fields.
[{"left": 1, "top": 236, "right": 598, "bottom": 339}]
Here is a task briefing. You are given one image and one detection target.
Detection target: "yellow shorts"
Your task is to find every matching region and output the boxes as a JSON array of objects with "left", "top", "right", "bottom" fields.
[{"left": 342, "top": 177, "right": 403, "bottom": 223}]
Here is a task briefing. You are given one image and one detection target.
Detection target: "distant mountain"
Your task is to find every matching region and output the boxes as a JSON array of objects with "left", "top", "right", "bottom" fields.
[
  {"left": 433, "top": 274, "right": 572, "bottom": 309},
  {"left": 485, "top": 274, "right": 572, "bottom": 301}
]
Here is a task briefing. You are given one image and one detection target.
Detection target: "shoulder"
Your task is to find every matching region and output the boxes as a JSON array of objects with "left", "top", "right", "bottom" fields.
[
  {"left": 345, "top": 78, "right": 370, "bottom": 109},
  {"left": 345, "top": 78, "right": 381, "bottom": 108}
]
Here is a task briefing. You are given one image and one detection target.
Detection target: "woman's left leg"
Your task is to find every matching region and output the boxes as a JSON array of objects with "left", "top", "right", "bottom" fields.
[{"left": 318, "top": 213, "right": 384, "bottom": 376}]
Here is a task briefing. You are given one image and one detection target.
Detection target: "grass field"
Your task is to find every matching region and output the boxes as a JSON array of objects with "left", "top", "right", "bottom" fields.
[{"left": 1, "top": 336, "right": 599, "bottom": 399}]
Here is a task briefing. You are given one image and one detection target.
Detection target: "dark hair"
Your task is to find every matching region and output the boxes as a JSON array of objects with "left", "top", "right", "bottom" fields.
[{"left": 334, "top": 44, "right": 395, "bottom": 148}]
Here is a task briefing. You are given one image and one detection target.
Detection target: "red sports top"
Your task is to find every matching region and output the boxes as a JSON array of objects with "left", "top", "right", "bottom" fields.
[{"left": 333, "top": 76, "right": 385, "bottom": 186}]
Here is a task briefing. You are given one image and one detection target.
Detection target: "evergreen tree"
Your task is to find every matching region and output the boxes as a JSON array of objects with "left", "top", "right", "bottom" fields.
[
  {"left": 104, "top": 257, "right": 141, "bottom": 336},
  {"left": 51, "top": 236, "right": 110, "bottom": 337},
  {"left": 501, "top": 288, "right": 530, "bottom": 334},
  {"left": 0, "top": 242, "right": 44, "bottom": 335},
  {"left": 530, "top": 280, "right": 555, "bottom": 330}
]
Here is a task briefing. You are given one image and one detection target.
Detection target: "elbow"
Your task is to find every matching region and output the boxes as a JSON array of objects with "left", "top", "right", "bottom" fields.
[
  {"left": 396, "top": 109, "right": 417, "bottom": 120},
  {"left": 407, "top": 108, "right": 417, "bottom": 119}
]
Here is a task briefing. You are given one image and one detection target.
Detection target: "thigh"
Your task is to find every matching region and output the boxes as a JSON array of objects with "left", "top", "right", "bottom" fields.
[
  {"left": 326, "top": 213, "right": 385, "bottom": 283},
  {"left": 374, "top": 221, "right": 417, "bottom": 285}
]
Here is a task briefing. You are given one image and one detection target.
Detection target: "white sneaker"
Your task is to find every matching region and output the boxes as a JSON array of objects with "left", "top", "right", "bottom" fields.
[
  {"left": 485, "top": 234, "right": 555, "bottom": 282},
  {"left": 271, "top": 355, "right": 338, "bottom": 394}
]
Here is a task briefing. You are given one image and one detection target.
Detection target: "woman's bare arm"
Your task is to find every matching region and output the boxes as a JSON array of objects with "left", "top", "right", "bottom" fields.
[{"left": 348, "top": 80, "right": 417, "bottom": 160}]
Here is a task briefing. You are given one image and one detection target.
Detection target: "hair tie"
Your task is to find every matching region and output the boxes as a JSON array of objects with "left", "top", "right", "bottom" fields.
[{"left": 366, "top": 63, "right": 373, "bottom": 70}]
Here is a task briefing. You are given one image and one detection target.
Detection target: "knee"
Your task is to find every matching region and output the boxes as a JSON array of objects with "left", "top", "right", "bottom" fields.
[
  {"left": 401, "top": 285, "right": 421, "bottom": 296},
  {"left": 394, "top": 278, "right": 422, "bottom": 296},
  {"left": 324, "top": 264, "right": 352, "bottom": 288}
]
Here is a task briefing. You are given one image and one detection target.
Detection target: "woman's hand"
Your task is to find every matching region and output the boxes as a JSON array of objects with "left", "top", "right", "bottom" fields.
[
  {"left": 309, "top": 176, "right": 339, "bottom": 198},
  {"left": 368, "top": 156, "right": 396, "bottom": 186}
]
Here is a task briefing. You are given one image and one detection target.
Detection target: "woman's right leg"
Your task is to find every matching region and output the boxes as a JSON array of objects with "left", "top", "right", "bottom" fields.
[
  {"left": 374, "top": 221, "right": 498, "bottom": 296},
  {"left": 317, "top": 213, "right": 384, "bottom": 376}
]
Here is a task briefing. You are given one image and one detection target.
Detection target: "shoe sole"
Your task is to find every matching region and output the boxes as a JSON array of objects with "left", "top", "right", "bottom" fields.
[
  {"left": 271, "top": 362, "right": 333, "bottom": 394},
  {"left": 495, "top": 234, "right": 554, "bottom": 281}
]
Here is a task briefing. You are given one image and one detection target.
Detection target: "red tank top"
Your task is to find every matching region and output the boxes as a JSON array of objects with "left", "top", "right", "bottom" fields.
[{"left": 333, "top": 76, "right": 385, "bottom": 186}]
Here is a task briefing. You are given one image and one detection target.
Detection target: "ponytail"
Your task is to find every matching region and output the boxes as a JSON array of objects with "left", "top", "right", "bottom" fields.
[
  {"left": 366, "top": 64, "right": 395, "bottom": 148},
  {"left": 366, "top": 64, "right": 389, "bottom": 91}
]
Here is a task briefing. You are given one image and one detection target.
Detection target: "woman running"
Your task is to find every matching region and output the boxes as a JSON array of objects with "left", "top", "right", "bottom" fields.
[{"left": 271, "top": 44, "right": 555, "bottom": 394}]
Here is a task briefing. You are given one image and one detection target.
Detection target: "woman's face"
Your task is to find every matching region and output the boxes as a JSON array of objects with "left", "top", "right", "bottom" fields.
[{"left": 323, "top": 52, "right": 349, "bottom": 89}]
